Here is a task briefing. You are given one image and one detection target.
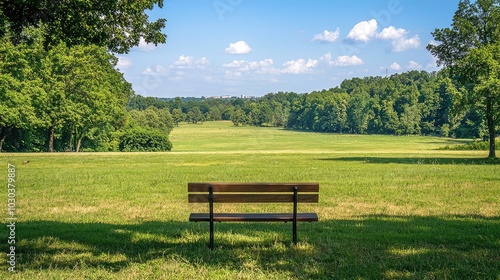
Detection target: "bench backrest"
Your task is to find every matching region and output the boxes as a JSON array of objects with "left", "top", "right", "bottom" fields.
[{"left": 188, "top": 182, "right": 319, "bottom": 203}]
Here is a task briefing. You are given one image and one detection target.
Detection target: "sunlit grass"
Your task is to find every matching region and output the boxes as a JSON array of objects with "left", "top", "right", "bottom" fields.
[{"left": 0, "top": 121, "right": 499, "bottom": 279}]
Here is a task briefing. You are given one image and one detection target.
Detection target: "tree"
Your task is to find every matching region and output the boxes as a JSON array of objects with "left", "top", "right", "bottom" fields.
[
  {"left": 187, "top": 107, "right": 204, "bottom": 124},
  {"left": 38, "top": 41, "right": 132, "bottom": 152},
  {"left": 427, "top": 0, "right": 500, "bottom": 158},
  {"left": 208, "top": 107, "right": 222, "bottom": 121},
  {"left": 347, "top": 89, "right": 370, "bottom": 134},
  {"left": 172, "top": 108, "right": 185, "bottom": 126},
  {"left": 231, "top": 109, "right": 247, "bottom": 126},
  {"left": 0, "top": 26, "right": 134, "bottom": 152},
  {"left": 0, "top": 0, "right": 167, "bottom": 53},
  {"left": 0, "top": 35, "right": 37, "bottom": 151}
]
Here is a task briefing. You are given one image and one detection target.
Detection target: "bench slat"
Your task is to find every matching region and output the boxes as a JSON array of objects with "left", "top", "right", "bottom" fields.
[
  {"left": 189, "top": 213, "right": 318, "bottom": 222},
  {"left": 188, "top": 182, "right": 319, "bottom": 192},
  {"left": 189, "top": 194, "right": 319, "bottom": 203}
]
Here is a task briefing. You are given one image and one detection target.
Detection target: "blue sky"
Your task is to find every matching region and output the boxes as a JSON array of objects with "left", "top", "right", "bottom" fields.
[{"left": 117, "top": 0, "right": 460, "bottom": 98}]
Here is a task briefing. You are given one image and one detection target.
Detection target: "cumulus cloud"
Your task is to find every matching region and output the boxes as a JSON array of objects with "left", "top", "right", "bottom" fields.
[
  {"left": 116, "top": 57, "right": 132, "bottom": 70},
  {"left": 282, "top": 58, "right": 319, "bottom": 74},
  {"left": 377, "top": 26, "right": 407, "bottom": 40},
  {"left": 225, "top": 41, "right": 252, "bottom": 54},
  {"left": 389, "top": 62, "right": 402, "bottom": 70},
  {"left": 223, "top": 59, "right": 277, "bottom": 74},
  {"left": 320, "top": 52, "right": 333, "bottom": 62},
  {"left": 392, "top": 35, "right": 421, "bottom": 52},
  {"left": 312, "top": 28, "right": 340, "bottom": 42},
  {"left": 331, "top": 55, "right": 364, "bottom": 66},
  {"left": 224, "top": 58, "right": 321, "bottom": 75},
  {"left": 407, "top": 60, "right": 422, "bottom": 69},
  {"left": 142, "top": 64, "right": 169, "bottom": 75},
  {"left": 137, "top": 37, "right": 156, "bottom": 51},
  {"left": 346, "top": 19, "right": 378, "bottom": 42},
  {"left": 142, "top": 67, "right": 154, "bottom": 75},
  {"left": 171, "top": 55, "right": 210, "bottom": 69}
]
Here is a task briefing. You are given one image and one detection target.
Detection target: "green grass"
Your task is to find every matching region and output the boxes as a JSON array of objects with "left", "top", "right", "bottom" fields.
[{"left": 1, "top": 121, "right": 499, "bottom": 279}]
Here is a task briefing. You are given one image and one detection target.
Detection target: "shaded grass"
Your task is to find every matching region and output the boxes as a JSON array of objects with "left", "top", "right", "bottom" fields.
[
  {"left": 6, "top": 217, "right": 500, "bottom": 279},
  {"left": 0, "top": 121, "right": 499, "bottom": 279}
]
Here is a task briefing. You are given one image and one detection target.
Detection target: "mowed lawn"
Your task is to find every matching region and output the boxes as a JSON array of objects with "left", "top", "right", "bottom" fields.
[{"left": 1, "top": 121, "right": 499, "bottom": 279}]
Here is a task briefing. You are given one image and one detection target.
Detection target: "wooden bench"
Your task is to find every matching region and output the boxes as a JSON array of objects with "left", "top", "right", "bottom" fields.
[{"left": 188, "top": 182, "right": 319, "bottom": 249}]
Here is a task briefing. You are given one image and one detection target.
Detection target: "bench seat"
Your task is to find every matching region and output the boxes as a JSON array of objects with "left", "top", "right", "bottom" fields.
[{"left": 190, "top": 212, "right": 318, "bottom": 222}]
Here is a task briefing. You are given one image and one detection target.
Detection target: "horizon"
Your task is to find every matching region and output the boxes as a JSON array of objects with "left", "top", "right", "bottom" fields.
[{"left": 136, "top": 68, "right": 439, "bottom": 100}]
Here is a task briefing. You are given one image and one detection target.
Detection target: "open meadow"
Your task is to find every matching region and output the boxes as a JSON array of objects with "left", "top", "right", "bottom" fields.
[{"left": 1, "top": 121, "right": 499, "bottom": 279}]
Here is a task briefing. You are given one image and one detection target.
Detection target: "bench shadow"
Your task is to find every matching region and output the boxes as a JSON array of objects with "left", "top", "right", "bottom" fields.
[
  {"left": 8, "top": 216, "right": 500, "bottom": 278},
  {"left": 319, "top": 156, "right": 500, "bottom": 165}
]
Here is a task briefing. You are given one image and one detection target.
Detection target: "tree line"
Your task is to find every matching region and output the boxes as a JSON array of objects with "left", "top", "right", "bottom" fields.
[
  {"left": 127, "top": 70, "right": 496, "bottom": 140},
  {"left": 0, "top": 0, "right": 498, "bottom": 156}
]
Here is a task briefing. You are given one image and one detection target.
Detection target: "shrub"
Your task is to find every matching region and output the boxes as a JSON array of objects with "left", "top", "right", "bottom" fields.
[
  {"left": 441, "top": 140, "right": 500, "bottom": 151},
  {"left": 119, "top": 128, "right": 172, "bottom": 152}
]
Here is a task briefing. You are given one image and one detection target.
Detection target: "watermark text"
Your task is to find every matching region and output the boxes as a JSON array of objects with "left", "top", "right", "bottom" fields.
[{"left": 7, "top": 164, "right": 16, "bottom": 272}]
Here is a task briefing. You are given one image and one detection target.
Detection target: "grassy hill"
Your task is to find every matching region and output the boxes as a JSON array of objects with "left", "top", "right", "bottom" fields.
[{"left": 1, "top": 121, "right": 499, "bottom": 279}]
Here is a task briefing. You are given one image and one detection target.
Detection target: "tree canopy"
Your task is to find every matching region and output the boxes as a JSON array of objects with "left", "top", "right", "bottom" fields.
[
  {"left": 0, "top": 0, "right": 166, "bottom": 53},
  {"left": 427, "top": 0, "right": 500, "bottom": 157}
]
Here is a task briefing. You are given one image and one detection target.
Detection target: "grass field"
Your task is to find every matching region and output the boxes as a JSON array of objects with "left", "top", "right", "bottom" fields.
[{"left": 1, "top": 121, "right": 499, "bottom": 279}]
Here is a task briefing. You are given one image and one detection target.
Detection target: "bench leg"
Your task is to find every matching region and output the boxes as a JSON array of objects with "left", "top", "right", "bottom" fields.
[
  {"left": 209, "top": 220, "right": 214, "bottom": 250},
  {"left": 293, "top": 186, "right": 298, "bottom": 245},
  {"left": 293, "top": 223, "right": 297, "bottom": 245},
  {"left": 209, "top": 185, "right": 214, "bottom": 250}
]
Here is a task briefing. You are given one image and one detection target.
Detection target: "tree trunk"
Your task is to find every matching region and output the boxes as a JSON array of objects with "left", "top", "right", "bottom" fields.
[
  {"left": 76, "top": 138, "right": 82, "bottom": 153},
  {"left": 486, "top": 97, "right": 496, "bottom": 158},
  {"left": 48, "top": 126, "right": 55, "bottom": 152},
  {"left": 0, "top": 127, "right": 6, "bottom": 152}
]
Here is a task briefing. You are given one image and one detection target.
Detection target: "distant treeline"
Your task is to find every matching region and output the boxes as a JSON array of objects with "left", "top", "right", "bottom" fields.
[
  {"left": 129, "top": 70, "right": 492, "bottom": 139},
  {"left": 2, "top": 67, "right": 494, "bottom": 152}
]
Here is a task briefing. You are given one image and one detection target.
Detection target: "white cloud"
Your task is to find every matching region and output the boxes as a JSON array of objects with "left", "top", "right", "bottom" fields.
[
  {"left": 137, "top": 37, "right": 156, "bottom": 51},
  {"left": 116, "top": 57, "right": 132, "bottom": 70},
  {"left": 407, "top": 61, "right": 422, "bottom": 69},
  {"left": 331, "top": 55, "right": 364, "bottom": 66},
  {"left": 320, "top": 52, "right": 332, "bottom": 62},
  {"left": 142, "top": 64, "right": 169, "bottom": 75},
  {"left": 312, "top": 28, "right": 340, "bottom": 42},
  {"left": 225, "top": 41, "right": 252, "bottom": 54},
  {"left": 197, "top": 57, "right": 210, "bottom": 66},
  {"left": 173, "top": 55, "right": 195, "bottom": 66},
  {"left": 142, "top": 67, "right": 154, "bottom": 75},
  {"left": 392, "top": 35, "right": 421, "bottom": 52},
  {"left": 224, "top": 57, "right": 322, "bottom": 75},
  {"left": 346, "top": 19, "right": 378, "bottom": 42},
  {"left": 171, "top": 55, "right": 210, "bottom": 69},
  {"left": 223, "top": 59, "right": 278, "bottom": 74},
  {"left": 282, "top": 58, "right": 319, "bottom": 74},
  {"left": 223, "top": 60, "right": 247, "bottom": 68},
  {"left": 389, "top": 62, "right": 402, "bottom": 70},
  {"left": 377, "top": 26, "right": 407, "bottom": 40}
]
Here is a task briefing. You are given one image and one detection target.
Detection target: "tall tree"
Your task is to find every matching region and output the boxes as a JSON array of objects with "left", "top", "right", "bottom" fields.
[
  {"left": 0, "top": 0, "right": 166, "bottom": 53},
  {"left": 427, "top": 0, "right": 500, "bottom": 158},
  {"left": 0, "top": 27, "right": 47, "bottom": 152}
]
